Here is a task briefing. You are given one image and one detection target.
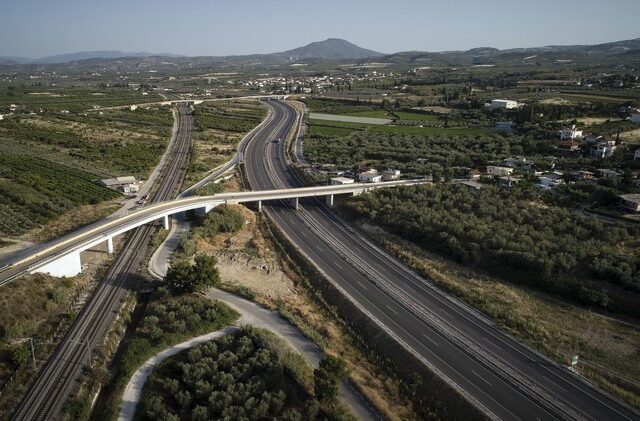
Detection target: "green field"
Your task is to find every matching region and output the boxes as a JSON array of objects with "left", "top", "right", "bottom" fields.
[
  {"left": 372, "top": 124, "right": 494, "bottom": 136},
  {"left": 307, "top": 119, "right": 372, "bottom": 137},
  {"left": 392, "top": 111, "right": 438, "bottom": 121},
  {"left": 0, "top": 155, "right": 119, "bottom": 236},
  {"left": 343, "top": 110, "right": 390, "bottom": 118}
]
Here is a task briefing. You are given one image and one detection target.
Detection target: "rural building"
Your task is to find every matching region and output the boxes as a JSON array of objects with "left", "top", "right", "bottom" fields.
[
  {"left": 457, "top": 180, "right": 484, "bottom": 193},
  {"left": 556, "top": 140, "right": 580, "bottom": 153},
  {"left": 597, "top": 169, "right": 620, "bottom": 179},
  {"left": 635, "top": 149, "right": 640, "bottom": 161},
  {"left": 0, "top": 114, "right": 3, "bottom": 120},
  {"left": 358, "top": 170, "right": 382, "bottom": 183},
  {"left": 486, "top": 166, "right": 514, "bottom": 177},
  {"left": 130, "top": 105, "right": 138, "bottom": 111},
  {"left": 486, "top": 99, "right": 519, "bottom": 110},
  {"left": 631, "top": 113, "right": 640, "bottom": 123},
  {"left": 590, "top": 140, "right": 617, "bottom": 159},
  {"left": 100, "top": 176, "right": 140, "bottom": 194},
  {"left": 619, "top": 194, "right": 640, "bottom": 213},
  {"left": 498, "top": 176, "right": 522, "bottom": 188},
  {"left": 330, "top": 177, "right": 355, "bottom": 185},
  {"left": 538, "top": 173, "right": 565, "bottom": 189},
  {"left": 559, "top": 125, "right": 583, "bottom": 140},
  {"left": 382, "top": 169, "right": 401, "bottom": 181}
]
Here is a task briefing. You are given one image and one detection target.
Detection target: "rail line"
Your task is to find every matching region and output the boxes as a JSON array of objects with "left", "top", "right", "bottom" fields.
[{"left": 12, "top": 105, "right": 193, "bottom": 420}]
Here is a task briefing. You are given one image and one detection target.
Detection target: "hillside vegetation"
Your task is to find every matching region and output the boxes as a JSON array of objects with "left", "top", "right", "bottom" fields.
[{"left": 341, "top": 183, "right": 640, "bottom": 317}]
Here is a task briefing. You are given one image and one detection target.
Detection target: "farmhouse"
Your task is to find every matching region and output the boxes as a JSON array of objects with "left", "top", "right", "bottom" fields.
[
  {"left": 100, "top": 176, "right": 140, "bottom": 194},
  {"left": 330, "top": 177, "right": 355, "bottom": 185},
  {"left": 486, "top": 166, "right": 514, "bottom": 177},
  {"left": 358, "top": 170, "right": 382, "bottom": 183},
  {"left": 486, "top": 99, "right": 519, "bottom": 110}
]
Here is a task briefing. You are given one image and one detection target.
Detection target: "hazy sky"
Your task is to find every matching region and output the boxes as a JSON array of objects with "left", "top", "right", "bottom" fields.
[{"left": 2, "top": 0, "right": 639, "bottom": 58}]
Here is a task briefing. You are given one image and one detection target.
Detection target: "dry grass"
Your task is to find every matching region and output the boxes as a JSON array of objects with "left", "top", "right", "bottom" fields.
[
  {"left": 355, "top": 222, "right": 640, "bottom": 407},
  {"left": 619, "top": 128, "right": 640, "bottom": 143}
]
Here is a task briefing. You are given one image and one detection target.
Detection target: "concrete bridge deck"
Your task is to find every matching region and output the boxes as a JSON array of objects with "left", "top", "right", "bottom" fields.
[{"left": 0, "top": 179, "right": 428, "bottom": 280}]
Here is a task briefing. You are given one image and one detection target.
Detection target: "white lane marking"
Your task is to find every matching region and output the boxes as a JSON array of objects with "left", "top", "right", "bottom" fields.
[
  {"left": 335, "top": 262, "right": 342, "bottom": 269},
  {"left": 472, "top": 370, "right": 492, "bottom": 386},
  {"left": 421, "top": 333, "right": 439, "bottom": 346},
  {"left": 543, "top": 375, "right": 566, "bottom": 391},
  {"left": 385, "top": 304, "right": 399, "bottom": 316}
]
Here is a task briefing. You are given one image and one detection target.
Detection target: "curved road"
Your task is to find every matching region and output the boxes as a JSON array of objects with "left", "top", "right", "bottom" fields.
[{"left": 243, "top": 100, "right": 640, "bottom": 421}]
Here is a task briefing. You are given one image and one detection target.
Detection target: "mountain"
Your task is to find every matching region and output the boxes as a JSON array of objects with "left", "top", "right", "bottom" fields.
[
  {"left": 276, "top": 38, "right": 383, "bottom": 60},
  {"left": 381, "top": 37, "right": 640, "bottom": 65},
  {"left": 0, "top": 50, "right": 182, "bottom": 65}
]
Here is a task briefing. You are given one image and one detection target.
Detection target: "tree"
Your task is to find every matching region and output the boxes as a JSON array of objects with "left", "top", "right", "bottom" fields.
[
  {"left": 192, "top": 254, "right": 221, "bottom": 291},
  {"left": 313, "top": 356, "right": 348, "bottom": 402},
  {"left": 12, "top": 344, "right": 30, "bottom": 367},
  {"left": 166, "top": 255, "right": 221, "bottom": 294},
  {"left": 166, "top": 259, "right": 196, "bottom": 293}
]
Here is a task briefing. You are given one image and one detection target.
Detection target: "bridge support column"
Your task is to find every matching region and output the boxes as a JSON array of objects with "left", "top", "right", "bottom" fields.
[
  {"left": 293, "top": 197, "right": 299, "bottom": 210},
  {"left": 163, "top": 215, "right": 170, "bottom": 230},
  {"left": 32, "top": 251, "right": 82, "bottom": 278},
  {"left": 326, "top": 194, "right": 334, "bottom": 207},
  {"left": 106, "top": 237, "right": 114, "bottom": 254},
  {"left": 257, "top": 200, "right": 262, "bottom": 212}
]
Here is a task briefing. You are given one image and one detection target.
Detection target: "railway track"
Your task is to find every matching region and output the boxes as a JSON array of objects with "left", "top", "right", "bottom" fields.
[{"left": 12, "top": 105, "right": 193, "bottom": 421}]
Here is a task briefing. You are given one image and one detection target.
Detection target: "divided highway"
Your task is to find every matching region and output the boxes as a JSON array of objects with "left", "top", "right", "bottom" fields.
[
  {"left": 12, "top": 104, "right": 194, "bottom": 421},
  {"left": 244, "top": 100, "right": 640, "bottom": 420}
]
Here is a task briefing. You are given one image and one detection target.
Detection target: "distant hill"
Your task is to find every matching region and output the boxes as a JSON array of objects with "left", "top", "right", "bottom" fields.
[
  {"left": 276, "top": 38, "right": 383, "bottom": 60},
  {"left": 382, "top": 37, "right": 640, "bottom": 65},
  {"left": 1, "top": 37, "right": 639, "bottom": 68},
  {"left": 0, "top": 50, "right": 182, "bottom": 64}
]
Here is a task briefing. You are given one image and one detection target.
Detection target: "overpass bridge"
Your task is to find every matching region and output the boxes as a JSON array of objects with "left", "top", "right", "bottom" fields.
[{"left": 1, "top": 180, "right": 428, "bottom": 280}]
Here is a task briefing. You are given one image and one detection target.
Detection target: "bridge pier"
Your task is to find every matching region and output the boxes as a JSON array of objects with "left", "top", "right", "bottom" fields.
[
  {"left": 106, "top": 237, "right": 114, "bottom": 254},
  {"left": 326, "top": 194, "right": 334, "bottom": 207},
  {"left": 32, "top": 251, "right": 82, "bottom": 278},
  {"left": 293, "top": 197, "right": 299, "bottom": 210},
  {"left": 162, "top": 215, "right": 170, "bottom": 230}
]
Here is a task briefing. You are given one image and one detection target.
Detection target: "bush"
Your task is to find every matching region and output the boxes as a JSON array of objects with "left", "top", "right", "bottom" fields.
[
  {"left": 138, "top": 328, "right": 339, "bottom": 420},
  {"left": 166, "top": 255, "right": 221, "bottom": 294},
  {"left": 313, "top": 356, "right": 348, "bottom": 403}
]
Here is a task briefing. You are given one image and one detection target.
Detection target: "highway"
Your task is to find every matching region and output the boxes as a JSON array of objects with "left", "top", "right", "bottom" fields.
[
  {"left": 12, "top": 104, "right": 194, "bottom": 420},
  {"left": 244, "top": 100, "right": 640, "bottom": 420}
]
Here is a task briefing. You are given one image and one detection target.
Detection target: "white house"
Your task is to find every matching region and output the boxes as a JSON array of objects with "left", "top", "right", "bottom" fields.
[
  {"left": 330, "top": 177, "right": 355, "bottom": 185},
  {"left": 486, "top": 166, "right": 514, "bottom": 177},
  {"left": 382, "top": 169, "right": 401, "bottom": 181},
  {"left": 0, "top": 114, "right": 3, "bottom": 121},
  {"left": 359, "top": 170, "right": 382, "bottom": 183},
  {"left": 631, "top": 113, "right": 640, "bottom": 123},
  {"left": 487, "top": 99, "right": 519, "bottom": 110},
  {"left": 559, "top": 125, "right": 583, "bottom": 140}
]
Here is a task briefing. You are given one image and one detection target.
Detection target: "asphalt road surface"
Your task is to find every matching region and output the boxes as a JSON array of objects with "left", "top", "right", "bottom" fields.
[{"left": 243, "top": 100, "right": 639, "bottom": 421}]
